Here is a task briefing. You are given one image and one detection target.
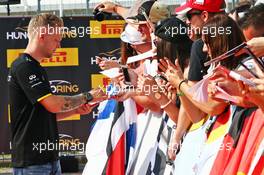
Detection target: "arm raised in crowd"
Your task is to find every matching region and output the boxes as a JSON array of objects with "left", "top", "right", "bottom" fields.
[
  {"left": 114, "top": 69, "right": 162, "bottom": 113},
  {"left": 246, "top": 78, "right": 264, "bottom": 112},
  {"left": 206, "top": 69, "right": 264, "bottom": 112},
  {"left": 94, "top": 1, "right": 129, "bottom": 19},
  {"left": 247, "top": 37, "right": 264, "bottom": 57},
  {"left": 159, "top": 59, "right": 227, "bottom": 122},
  {"left": 96, "top": 57, "right": 121, "bottom": 70},
  {"left": 240, "top": 62, "right": 264, "bottom": 112},
  {"left": 137, "top": 74, "right": 179, "bottom": 123}
]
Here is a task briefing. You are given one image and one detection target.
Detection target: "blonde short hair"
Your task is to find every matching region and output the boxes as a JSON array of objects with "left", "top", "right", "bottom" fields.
[{"left": 28, "top": 13, "right": 64, "bottom": 38}]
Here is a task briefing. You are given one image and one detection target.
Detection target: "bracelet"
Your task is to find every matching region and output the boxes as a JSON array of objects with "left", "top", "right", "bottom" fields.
[
  {"left": 178, "top": 79, "right": 188, "bottom": 92},
  {"left": 168, "top": 142, "right": 180, "bottom": 154},
  {"left": 160, "top": 99, "right": 172, "bottom": 109},
  {"left": 176, "top": 91, "right": 185, "bottom": 97}
]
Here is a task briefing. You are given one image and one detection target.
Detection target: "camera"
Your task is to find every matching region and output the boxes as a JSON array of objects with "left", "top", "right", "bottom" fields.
[{"left": 93, "top": 7, "right": 112, "bottom": 22}]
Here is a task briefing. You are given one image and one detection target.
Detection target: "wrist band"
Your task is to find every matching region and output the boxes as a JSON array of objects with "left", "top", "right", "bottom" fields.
[
  {"left": 176, "top": 91, "right": 185, "bottom": 97},
  {"left": 161, "top": 99, "right": 172, "bottom": 109},
  {"left": 178, "top": 79, "right": 188, "bottom": 92},
  {"left": 168, "top": 142, "right": 180, "bottom": 154},
  {"left": 83, "top": 92, "right": 93, "bottom": 103}
]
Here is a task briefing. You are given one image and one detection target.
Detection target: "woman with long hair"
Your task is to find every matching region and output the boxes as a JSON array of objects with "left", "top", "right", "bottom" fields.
[{"left": 161, "top": 14, "right": 263, "bottom": 175}]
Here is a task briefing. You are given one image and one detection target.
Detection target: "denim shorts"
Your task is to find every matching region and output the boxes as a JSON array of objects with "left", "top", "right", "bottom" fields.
[{"left": 13, "top": 160, "right": 61, "bottom": 175}]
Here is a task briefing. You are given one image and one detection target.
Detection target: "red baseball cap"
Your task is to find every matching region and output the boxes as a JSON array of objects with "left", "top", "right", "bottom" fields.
[{"left": 175, "top": 0, "right": 226, "bottom": 15}]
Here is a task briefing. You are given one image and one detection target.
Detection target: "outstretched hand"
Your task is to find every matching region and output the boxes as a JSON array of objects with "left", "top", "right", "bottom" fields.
[
  {"left": 96, "top": 57, "right": 120, "bottom": 70},
  {"left": 76, "top": 103, "right": 98, "bottom": 115},
  {"left": 89, "top": 87, "right": 108, "bottom": 104},
  {"left": 137, "top": 74, "right": 157, "bottom": 96},
  {"left": 247, "top": 37, "right": 264, "bottom": 58},
  {"left": 94, "top": 1, "right": 118, "bottom": 13}
]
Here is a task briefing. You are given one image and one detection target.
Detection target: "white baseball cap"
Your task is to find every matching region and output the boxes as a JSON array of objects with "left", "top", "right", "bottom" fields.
[{"left": 120, "top": 24, "right": 145, "bottom": 45}]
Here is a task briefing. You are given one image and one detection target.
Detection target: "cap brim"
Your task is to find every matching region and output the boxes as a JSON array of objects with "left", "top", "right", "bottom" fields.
[
  {"left": 125, "top": 18, "right": 148, "bottom": 25},
  {"left": 126, "top": 13, "right": 148, "bottom": 25},
  {"left": 175, "top": 3, "right": 192, "bottom": 15}
]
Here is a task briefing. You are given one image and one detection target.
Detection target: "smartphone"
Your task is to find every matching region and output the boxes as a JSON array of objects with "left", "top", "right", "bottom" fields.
[{"left": 122, "top": 67, "right": 132, "bottom": 85}]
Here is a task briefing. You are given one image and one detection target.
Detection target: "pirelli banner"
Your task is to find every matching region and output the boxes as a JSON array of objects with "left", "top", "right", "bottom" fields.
[{"left": 0, "top": 16, "right": 125, "bottom": 154}]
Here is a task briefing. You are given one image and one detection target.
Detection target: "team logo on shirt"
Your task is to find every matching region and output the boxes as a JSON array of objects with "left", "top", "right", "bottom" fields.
[
  {"left": 89, "top": 20, "right": 125, "bottom": 38},
  {"left": 6, "top": 48, "right": 79, "bottom": 67},
  {"left": 29, "top": 74, "right": 37, "bottom": 80},
  {"left": 28, "top": 74, "right": 42, "bottom": 88}
]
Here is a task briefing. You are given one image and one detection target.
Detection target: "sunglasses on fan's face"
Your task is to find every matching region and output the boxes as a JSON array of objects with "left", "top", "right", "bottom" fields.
[{"left": 186, "top": 11, "right": 202, "bottom": 21}]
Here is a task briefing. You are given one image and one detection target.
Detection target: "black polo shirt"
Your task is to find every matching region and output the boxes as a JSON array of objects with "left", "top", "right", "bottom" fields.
[
  {"left": 8, "top": 53, "right": 59, "bottom": 167},
  {"left": 188, "top": 39, "right": 209, "bottom": 81}
]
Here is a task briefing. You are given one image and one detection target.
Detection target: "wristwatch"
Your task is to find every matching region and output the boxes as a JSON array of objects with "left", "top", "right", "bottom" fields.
[
  {"left": 154, "top": 92, "right": 162, "bottom": 100},
  {"left": 84, "top": 92, "right": 93, "bottom": 103}
]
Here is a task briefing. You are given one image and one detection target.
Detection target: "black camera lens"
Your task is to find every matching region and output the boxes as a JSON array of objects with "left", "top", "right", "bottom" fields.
[
  {"left": 93, "top": 8, "right": 112, "bottom": 22},
  {"left": 95, "top": 12, "right": 105, "bottom": 22}
]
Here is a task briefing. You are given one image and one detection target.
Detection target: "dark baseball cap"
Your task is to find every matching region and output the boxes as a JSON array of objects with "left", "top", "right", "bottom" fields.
[{"left": 155, "top": 17, "right": 192, "bottom": 44}]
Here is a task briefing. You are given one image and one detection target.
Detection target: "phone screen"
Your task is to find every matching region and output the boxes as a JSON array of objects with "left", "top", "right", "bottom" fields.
[{"left": 122, "top": 67, "right": 132, "bottom": 85}]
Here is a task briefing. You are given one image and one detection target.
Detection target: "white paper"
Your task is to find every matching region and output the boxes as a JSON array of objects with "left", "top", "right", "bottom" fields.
[
  {"left": 214, "top": 86, "right": 239, "bottom": 103},
  {"left": 150, "top": 59, "right": 158, "bottom": 77},
  {"left": 142, "top": 59, "right": 158, "bottom": 76},
  {"left": 229, "top": 71, "right": 256, "bottom": 87},
  {"left": 100, "top": 68, "right": 120, "bottom": 78},
  {"left": 188, "top": 74, "right": 212, "bottom": 103},
  {"left": 188, "top": 64, "right": 256, "bottom": 103},
  {"left": 127, "top": 49, "right": 157, "bottom": 64}
]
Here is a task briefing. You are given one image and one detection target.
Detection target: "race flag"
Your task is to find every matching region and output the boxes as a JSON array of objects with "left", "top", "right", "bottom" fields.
[
  {"left": 83, "top": 85, "right": 137, "bottom": 175},
  {"left": 209, "top": 108, "right": 264, "bottom": 175},
  {"left": 104, "top": 99, "right": 137, "bottom": 175}
]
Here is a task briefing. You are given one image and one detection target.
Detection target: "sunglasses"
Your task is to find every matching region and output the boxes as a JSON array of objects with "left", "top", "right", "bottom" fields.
[
  {"left": 186, "top": 11, "right": 202, "bottom": 20},
  {"left": 204, "top": 42, "right": 264, "bottom": 78}
]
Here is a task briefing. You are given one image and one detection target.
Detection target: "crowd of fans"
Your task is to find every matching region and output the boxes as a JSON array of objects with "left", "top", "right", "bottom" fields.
[{"left": 91, "top": 0, "right": 264, "bottom": 174}]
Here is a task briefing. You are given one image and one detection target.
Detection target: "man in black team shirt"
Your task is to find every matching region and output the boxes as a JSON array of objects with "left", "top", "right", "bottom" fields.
[
  {"left": 8, "top": 13, "right": 107, "bottom": 175},
  {"left": 171, "top": 0, "right": 229, "bottom": 120},
  {"left": 175, "top": 0, "right": 226, "bottom": 83}
]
